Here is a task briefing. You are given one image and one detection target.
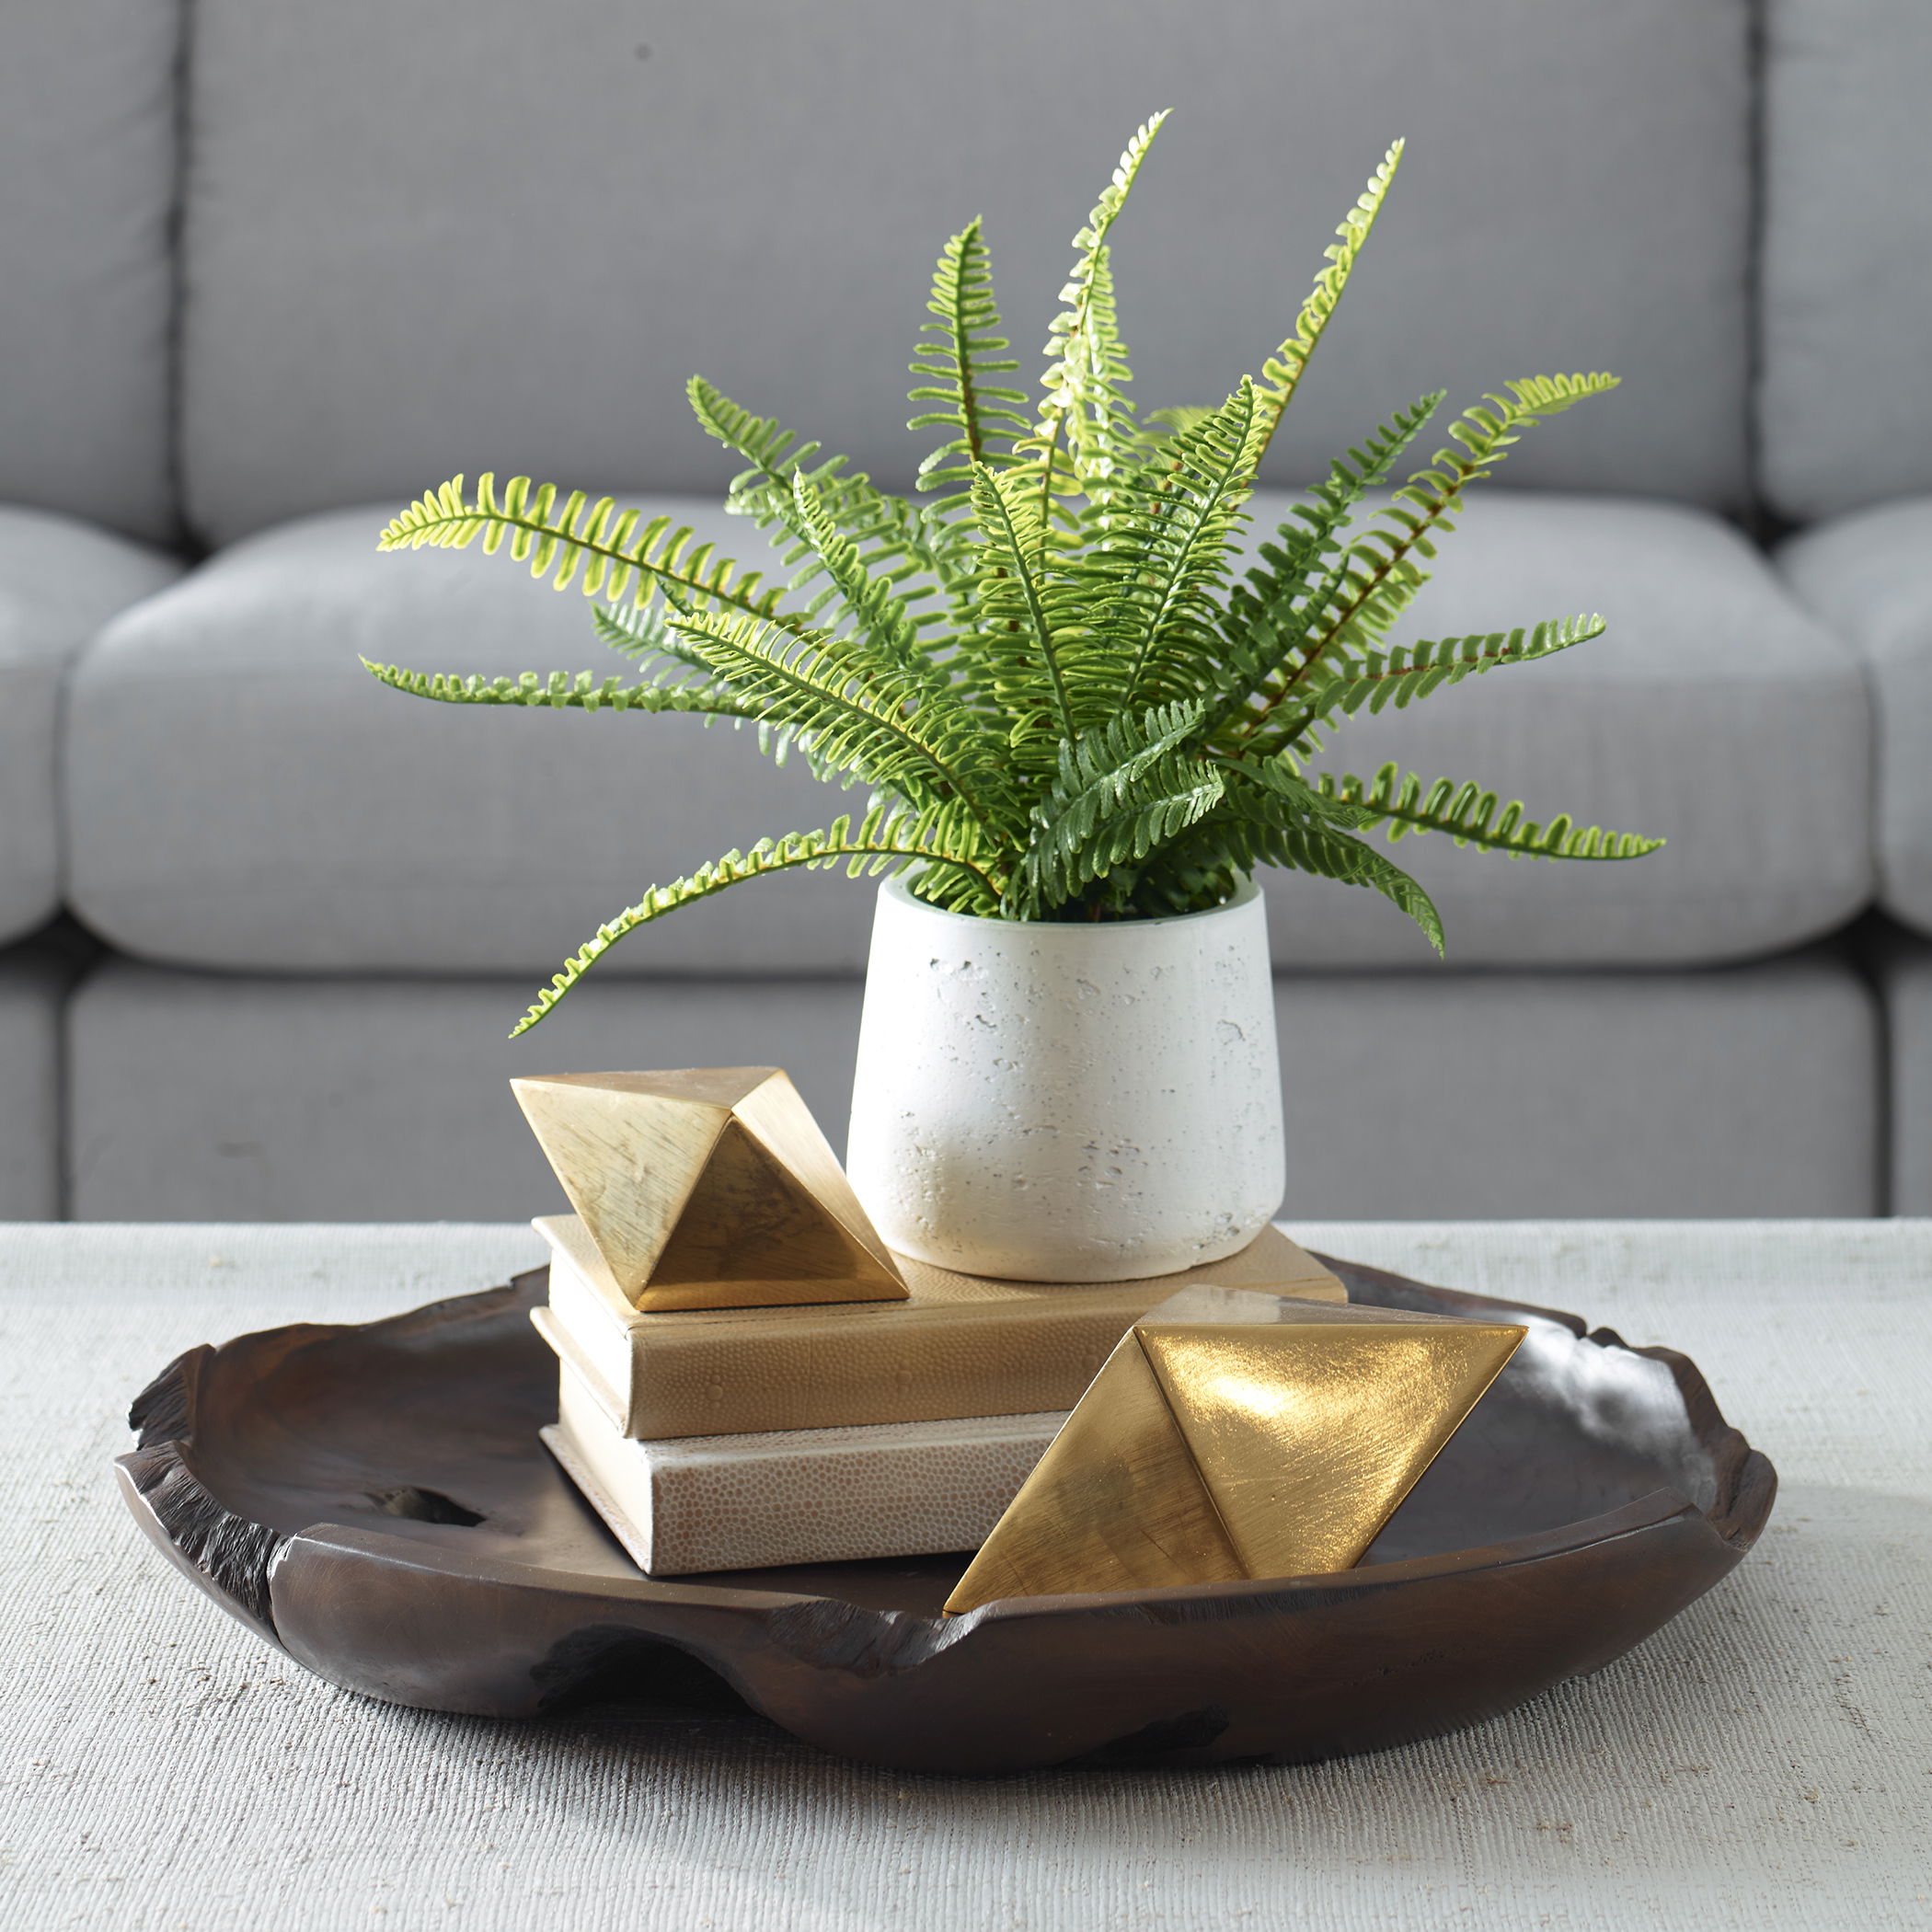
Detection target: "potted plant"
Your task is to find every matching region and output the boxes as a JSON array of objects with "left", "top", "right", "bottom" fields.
[{"left": 371, "top": 116, "right": 1660, "bottom": 1282}]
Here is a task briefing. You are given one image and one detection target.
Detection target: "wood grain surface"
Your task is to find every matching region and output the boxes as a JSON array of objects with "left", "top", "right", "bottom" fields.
[{"left": 115, "top": 1254, "right": 1775, "bottom": 1773}]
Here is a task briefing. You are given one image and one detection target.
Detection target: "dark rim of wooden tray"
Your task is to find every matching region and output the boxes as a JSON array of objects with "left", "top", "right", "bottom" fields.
[{"left": 115, "top": 1252, "right": 1777, "bottom": 1774}]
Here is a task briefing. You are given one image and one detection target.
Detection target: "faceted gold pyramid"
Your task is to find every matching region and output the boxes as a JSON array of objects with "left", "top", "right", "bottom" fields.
[
  {"left": 512, "top": 1066, "right": 908, "bottom": 1312},
  {"left": 944, "top": 1293, "right": 1524, "bottom": 1612}
]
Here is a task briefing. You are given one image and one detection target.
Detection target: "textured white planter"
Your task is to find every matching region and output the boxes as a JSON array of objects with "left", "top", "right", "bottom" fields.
[{"left": 845, "top": 876, "right": 1285, "bottom": 1282}]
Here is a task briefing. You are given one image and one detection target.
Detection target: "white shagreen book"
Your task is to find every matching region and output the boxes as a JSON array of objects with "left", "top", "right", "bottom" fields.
[{"left": 542, "top": 1355, "right": 1065, "bottom": 1576}]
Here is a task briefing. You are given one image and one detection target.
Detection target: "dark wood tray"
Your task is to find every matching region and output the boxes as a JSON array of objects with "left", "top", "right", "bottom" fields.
[{"left": 116, "top": 1255, "right": 1774, "bottom": 1774}]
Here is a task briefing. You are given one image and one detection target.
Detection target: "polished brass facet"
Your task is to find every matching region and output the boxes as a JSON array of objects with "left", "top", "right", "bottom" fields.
[
  {"left": 945, "top": 1292, "right": 1525, "bottom": 1612},
  {"left": 512, "top": 1067, "right": 908, "bottom": 1311}
]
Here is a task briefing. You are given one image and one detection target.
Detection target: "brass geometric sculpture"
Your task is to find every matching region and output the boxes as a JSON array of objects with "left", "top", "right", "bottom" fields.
[
  {"left": 944, "top": 1288, "right": 1525, "bottom": 1612},
  {"left": 512, "top": 1066, "right": 908, "bottom": 1312}
]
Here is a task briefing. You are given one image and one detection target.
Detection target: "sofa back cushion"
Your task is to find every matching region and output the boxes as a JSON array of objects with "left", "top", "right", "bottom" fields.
[
  {"left": 0, "top": 2, "right": 178, "bottom": 543},
  {"left": 1761, "top": 0, "right": 1932, "bottom": 523},
  {"left": 181, "top": 0, "right": 1755, "bottom": 547}
]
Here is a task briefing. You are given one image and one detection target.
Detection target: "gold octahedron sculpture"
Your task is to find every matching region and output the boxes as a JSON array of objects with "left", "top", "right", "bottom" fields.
[
  {"left": 512, "top": 1066, "right": 908, "bottom": 1312},
  {"left": 944, "top": 1286, "right": 1526, "bottom": 1613}
]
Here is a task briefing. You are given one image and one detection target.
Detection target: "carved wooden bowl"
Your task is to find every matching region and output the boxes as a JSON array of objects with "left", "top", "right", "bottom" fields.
[{"left": 116, "top": 1257, "right": 1774, "bottom": 1774}]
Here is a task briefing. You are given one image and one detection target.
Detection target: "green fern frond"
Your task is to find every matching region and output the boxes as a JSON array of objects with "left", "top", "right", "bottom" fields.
[
  {"left": 687, "top": 375, "right": 896, "bottom": 539},
  {"left": 1176, "top": 770, "right": 1444, "bottom": 949},
  {"left": 509, "top": 803, "right": 1006, "bottom": 1035},
  {"left": 1317, "top": 763, "right": 1665, "bottom": 858},
  {"left": 1293, "top": 615, "right": 1606, "bottom": 722},
  {"left": 688, "top": 376, "right": 839, "bottom": 501},
  {"left": 788, "top": 471, "right": 948, "bottom": 692},
  {"left": 361, "top": 659, "right": 760, "bottom": 718},
  {"left": 687, "top": 376, "right": 943, "bottom": 609},
  {"left": 374, "top": 122, "right": 1658, "bottom": 1017},
  {"left": 377, "top": 474, "right": 794, "bottom": 627},
  {"left": 1007, "top": 701, "right": 1222, "bottom": 915},
  {"left": 1501, "top": 373, "right": 1625, "bottom": 420},
  {"left": 584, "top": 604, "right": 868, "bottom": 780},
  {"left": 1144, "top": 405, "right": 1218, "bottom": 439},
  {"left": 1269, "top": 816, "right": 1444, "bottom": 949},
  {"left": 1224, "top": 754, "right": 1379, "bottom": 828},
  {"left": 910, "top": 219, "right": 1030, "bottom": 537},
  {"left": 1203, "top": 393, "right": 1443, "bottom": 741},
  {"left": 1250, "top": 141, "right": 1403, "bottom": 462},
  {"left": 1029, "top": 761, "right": 1224, "bottom": 916},
  {"left": 1370, "top": 372, "right": 1621, "bottom": 562},
  {"left": 1017, "top": 111, "right": 1170, "bottom": 538},
  {"left": 1082, "top": 379, "right": 1271, "bottom": 712},
  {"left": 592, "top": 599, "right": 936, "bottom": 784},
  {"left": 1062, "top": 245, "right": 1144, "bottom": 500},
  {"left": 1236, "top": 374, "right": 1620, "bottom": 749},
  {"left": 663, "top": 603, "right": 1018, "bottom": 830},
  {"left": 586, "top": 597, "right": 673, "bottom": 655},
  {"left": 968, "top": 461, "right": 1084, "bottom": 749},
  {"left": 588, "top": 602, "right": 720, "bottom": 675}
]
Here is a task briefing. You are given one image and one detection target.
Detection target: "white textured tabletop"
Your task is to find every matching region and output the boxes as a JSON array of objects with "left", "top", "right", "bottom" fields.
[{"left": 1, "top": 1220, "right": 1926, "bottom": 1932}]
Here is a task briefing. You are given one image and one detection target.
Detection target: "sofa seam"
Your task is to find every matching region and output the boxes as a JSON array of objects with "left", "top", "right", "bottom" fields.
[
  {"left": 1742, "top": 0, "right": 1788, "bottom": 548},
  {"left": 161, "top": 0, "right": 202, "bottom": 563}
]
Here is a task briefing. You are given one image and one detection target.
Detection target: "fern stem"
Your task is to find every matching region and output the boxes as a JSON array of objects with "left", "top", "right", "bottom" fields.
[
  {"left": 977, "top": 477, "right": 1078, "bottom": 744},
  {"left": 1115, "top": 380, "right": 1261, "bottom": 707},
  {"left": 511, "top": 832, "right": 1005, "bottom": 1035},
  {"left": 1233, "top": 457, "right": 1478, "bottom": 750},
  {"left": 390, "top": 494, "right": 791, "bottom": 632},
  {"left": 1027, "top": 112, "right": 1169, "bottom": 562},
  {"left": 944, "top": 221, "right": 990, "bottom": 469},
  {"left": 672, "top": 611, "right": 1014, "bottom": 835},
  {"left": 1246, "top": 141, "right": 1403, "bottom": 473}
]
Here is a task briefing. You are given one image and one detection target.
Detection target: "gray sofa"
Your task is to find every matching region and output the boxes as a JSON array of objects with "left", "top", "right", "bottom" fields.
[{"left": 5, "top": 0, "right": 1928, "bottom": 1222}]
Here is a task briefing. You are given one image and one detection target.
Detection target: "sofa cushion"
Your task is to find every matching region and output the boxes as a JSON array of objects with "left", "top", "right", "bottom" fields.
[
  {"left": 0, "top": 508, "right": 180, "bottom": 946},
  {"left": 64, "top": 501, "right": 871, "bottom": 976},
  {"left": 68, "top": 966, "right": 867, "bottom": 1221},
  {"left": 1761, "top": 0, "right": 1932, "bottom": 523},
  {"left": 66, "top": 953, "right": 1876, "bottom": 1220},
  {"left": 1271, "top": 949, "right": 1877, "bottom": 1219},
  {"left": 0, "top": 945, "right": 65, "bottom": 1219},
  {"left": 1780, "top": 499, "right": 1932, "bottom": 937},
  {"left": 64, "top": 490, "right": 1869, "bottom": 975},
  {"left": 0, "top": 3, "right": 178, "bottom": 541},
  {"left": 180, "top": 0, "right": 1753, "bottom": 547}
]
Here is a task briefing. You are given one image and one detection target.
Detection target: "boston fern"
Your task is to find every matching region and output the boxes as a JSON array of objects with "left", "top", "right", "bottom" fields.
[{"left": 371, "top": 116, "right": 1661, "bottom": 1034}]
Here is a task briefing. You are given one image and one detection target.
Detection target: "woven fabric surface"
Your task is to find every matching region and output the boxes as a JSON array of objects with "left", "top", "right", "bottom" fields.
[{"left": 0, "top": 1221, "right": 1925, "bottom": 1931}]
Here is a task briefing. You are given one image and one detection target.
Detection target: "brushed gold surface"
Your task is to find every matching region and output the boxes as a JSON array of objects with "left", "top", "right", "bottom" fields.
[
  {"left": 512, "top": 1074, "right": 725, "bottom": 1291},
  {"left": 944, "top": 1292, "right": 1525, "bottom": 1613},
  {"left": 535, "top": 1216, "right": 1351, "bottom": 1438},
  {"left": 512, "top": 1068, "right": 907, "bottom": 1310},
  {"left": 1140, "top": 1322, "right": 1524, "bottom": 1579},
  {"left": 940, "top": 1333, "right": 1242, "bottom": 1610},
  {"left": 648, "top": 1121, "right": 887, "bottom": 1291},
  {"left": 730, "top": 1076, "right": 901, "bottom": 1281}
]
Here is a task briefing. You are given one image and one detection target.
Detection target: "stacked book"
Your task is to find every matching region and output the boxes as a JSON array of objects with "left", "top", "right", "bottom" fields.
[
  {"left": 534, "top": 1207, "right": 1349, "bottom": 1574},
  {"left": 516, "top": 1066, "right": 1348, "bottom": 1578}
]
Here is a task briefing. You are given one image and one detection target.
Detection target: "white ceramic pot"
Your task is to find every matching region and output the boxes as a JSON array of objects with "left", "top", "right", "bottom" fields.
[{"left": 845, "top": 876, "right": 1285, "bottom": 1282}]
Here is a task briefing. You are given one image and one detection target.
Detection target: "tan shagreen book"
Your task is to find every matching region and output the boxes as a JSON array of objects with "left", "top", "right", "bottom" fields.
[
  {"left": 543, "top": 1355, "right": 1065, "bottom": 1575},
  {"left": 530, "top": 1212, "right": 1347, "bottom": 1440}
]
